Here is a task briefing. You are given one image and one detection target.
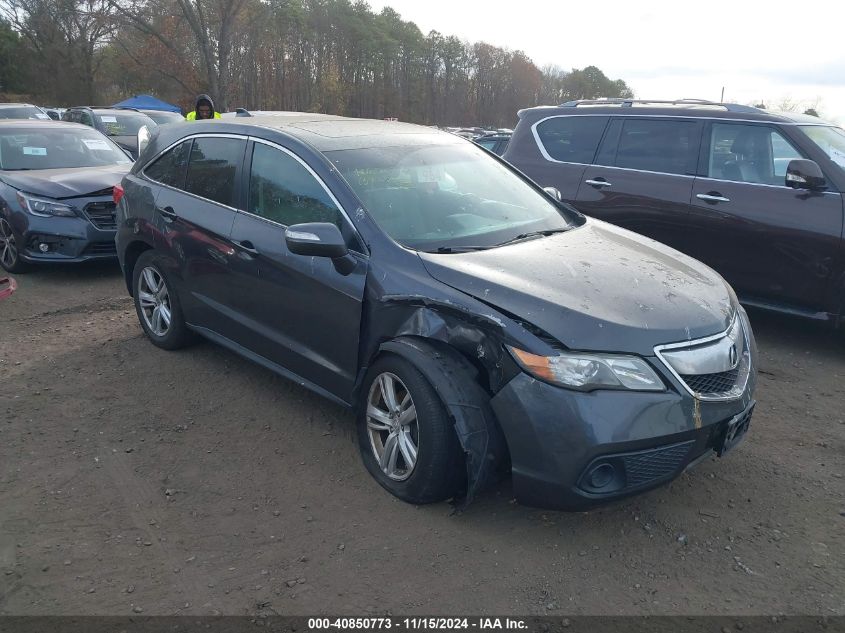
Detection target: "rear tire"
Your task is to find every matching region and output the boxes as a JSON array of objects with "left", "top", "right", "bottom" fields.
[
  {"left": 357, "top": 354, "right": 465, "bottom": 504},
  {"left": 132, "top": 250, "right": 194, "bottom": 350}
]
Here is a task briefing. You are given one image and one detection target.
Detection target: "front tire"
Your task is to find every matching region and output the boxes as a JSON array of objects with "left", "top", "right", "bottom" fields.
[
  {"left": 357, "top": 354, "right": 465, "bottom": 504},
  {"left": 132, "top": 250, "right": 194, "bottom": 350},
  {"left": 0, "top": 218, "right": 29, "bottom": 273}
]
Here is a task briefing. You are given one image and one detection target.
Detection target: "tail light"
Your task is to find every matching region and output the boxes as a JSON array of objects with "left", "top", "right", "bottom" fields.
[{"left": 113, "top": 183, "right": 125, "bottom": 205}]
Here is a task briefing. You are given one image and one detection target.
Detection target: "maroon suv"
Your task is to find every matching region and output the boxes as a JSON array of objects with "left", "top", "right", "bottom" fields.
[{"left": 504, "top": 99, "right": 845, "bottom": 327}]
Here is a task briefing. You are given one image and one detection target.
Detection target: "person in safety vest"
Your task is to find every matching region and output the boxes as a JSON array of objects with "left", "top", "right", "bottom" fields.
[{"left": 186, "top": 94, "right": 221, "bottom": 120}]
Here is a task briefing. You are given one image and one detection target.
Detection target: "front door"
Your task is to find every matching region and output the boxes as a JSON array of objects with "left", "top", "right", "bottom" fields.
[
  {"left": 687, "top": 122, "right": 845, "bottom": 312},
  {"left": 226, "top": 139, "right": 367, "bottom": 400}
]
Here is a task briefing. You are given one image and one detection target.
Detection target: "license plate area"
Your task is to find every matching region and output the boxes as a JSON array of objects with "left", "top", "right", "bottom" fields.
[{"left": 717, "top": 402, "right": 754, "bottom": 457}]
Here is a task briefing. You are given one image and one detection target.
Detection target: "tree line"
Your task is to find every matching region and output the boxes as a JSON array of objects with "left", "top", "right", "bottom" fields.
[{"left": 0, "top": 0, "right": 634, "bottom": 127}]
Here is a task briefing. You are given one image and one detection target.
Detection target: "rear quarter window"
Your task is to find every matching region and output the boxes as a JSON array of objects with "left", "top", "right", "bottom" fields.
[{"left": 533, "top": 116, "right": 608, "bottom": 163}]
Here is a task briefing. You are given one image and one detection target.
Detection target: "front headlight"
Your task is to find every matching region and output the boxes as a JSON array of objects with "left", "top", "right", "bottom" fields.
[
  {"left": 508, "top": 346, "right": 665, "bottom": 392},
  {"left": 16, "top": 192, "right": 76, "bottom": 218}
]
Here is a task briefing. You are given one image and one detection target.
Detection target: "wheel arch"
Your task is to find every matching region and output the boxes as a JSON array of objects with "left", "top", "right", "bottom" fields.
[
  {"left": 369, "top": 335, "right": 509, "bottom": 507},
  {"left": 122, "top": 239, "right": 154, "bottom": 295}
]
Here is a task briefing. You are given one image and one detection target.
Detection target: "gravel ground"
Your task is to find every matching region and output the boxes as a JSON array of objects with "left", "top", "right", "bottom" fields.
[{"left": 1, "top": 261, "right": 843, "bottom": 616}]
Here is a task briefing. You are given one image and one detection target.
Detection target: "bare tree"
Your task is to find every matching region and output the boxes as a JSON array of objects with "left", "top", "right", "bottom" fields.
[
  {"left": 0, "top": 0, "right": 118, "bottom": 102},
  {"left": 111, "top": 0, "right": 258, "bottom": 111}
]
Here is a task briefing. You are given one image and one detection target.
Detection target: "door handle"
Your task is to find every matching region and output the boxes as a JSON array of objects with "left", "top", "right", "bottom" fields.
[
  {"left": 585, "top": 179, "right": 612, "bottom": 187},
  {"left": 156, "top": 205, "right": 177, "bottom": 220},
  {"left": 233, "top": 239, "right": 259, "bottom": 256},
  {"left": 696, "top": 193, "right": 731, "bottom": 203}
]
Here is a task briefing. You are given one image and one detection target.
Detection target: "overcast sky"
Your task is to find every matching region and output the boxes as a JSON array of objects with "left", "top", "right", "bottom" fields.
[{"left": 367, "top": 0, "right": 845, "bottom": 124}]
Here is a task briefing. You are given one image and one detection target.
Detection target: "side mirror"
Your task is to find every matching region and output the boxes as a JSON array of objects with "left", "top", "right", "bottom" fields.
[
  {"left": 137, "top": 125, "right": 151, "bottom": 157},
  {"left": 285, "top": 223, "right": 356, "bottom": 275},
  {"left": 543, "top": 186, "right": 562, "bottom": 201},
  {"left": 785, "top": 159, "right": 827, "bottom": 191}
]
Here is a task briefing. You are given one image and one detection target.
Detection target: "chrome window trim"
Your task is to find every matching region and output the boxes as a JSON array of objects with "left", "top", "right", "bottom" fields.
[
  {"left": 530, "top": 115, "right": 609, "bottom": 165},
  {"left": 654, "top": 313, "right": 751, "bottom": 402},
  {"left": 694, "top": 176, "right": 841, "bottom": 195},
  {"left": 247, "top": 137, "right": 367, "bottom": 255}
]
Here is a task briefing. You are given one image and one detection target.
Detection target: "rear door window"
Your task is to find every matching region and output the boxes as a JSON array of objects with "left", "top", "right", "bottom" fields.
[
  {"left": 144, "top": 140, "right": 192, "bottom": 189},
  {"left": 614, "top": 118, "right": 699, "bottom": 175},
  {"left": 534, "top": 116, "right": 608, "bottom": 164},
  {"left": 184, "top": 137, "right": 246, "bottom": 207}
]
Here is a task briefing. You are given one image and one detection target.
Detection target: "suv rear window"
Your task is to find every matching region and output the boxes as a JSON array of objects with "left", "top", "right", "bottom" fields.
[
  {"left": 614, "top": 119, "right": 699, "bottom": 175},
  {"left": 534, "top": 116, "right": 608, "bottom": 163}
]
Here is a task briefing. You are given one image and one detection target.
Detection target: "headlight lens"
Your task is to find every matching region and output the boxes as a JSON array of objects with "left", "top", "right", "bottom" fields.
[
  {"left": 508, "top": 346, "right": 664, "bottom": 392},
  {"left": 16, "top": 192, "right": 76, "bottom": 218}
]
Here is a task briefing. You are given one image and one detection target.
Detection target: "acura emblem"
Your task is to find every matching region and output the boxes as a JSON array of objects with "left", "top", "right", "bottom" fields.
[{"left": 728, "top": 344, "right": 738, "bottom": 368}]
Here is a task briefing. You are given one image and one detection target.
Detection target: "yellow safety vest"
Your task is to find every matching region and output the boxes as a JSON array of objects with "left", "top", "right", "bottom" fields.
[{"left": 186, "top": 111, "right": 221, "bottom": 120}]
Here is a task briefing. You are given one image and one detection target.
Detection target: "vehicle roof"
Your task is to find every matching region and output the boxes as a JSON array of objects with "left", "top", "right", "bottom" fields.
[
  {"left": 69, "top": 106, "right": 150, "bottom": 116},
  {"left": 0, "top": 119, "right": 90, "bottom": 131},
  {"left": 170, "top": 114, "right": 464, "bottom": 152},
  {"left": 0, "top": 103, "right": 40, "bottom": 108},
  {"left": 517, "top": 103, "right": 840, "bottom": 126}
]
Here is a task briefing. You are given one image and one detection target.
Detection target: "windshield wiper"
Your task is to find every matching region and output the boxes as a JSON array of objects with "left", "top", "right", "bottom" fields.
[
  {"left": 429, "top": 245, "right": 493, "bottom": 254},
  {"left": 495, "top": 227, "right": 569, "bottom": 247}
]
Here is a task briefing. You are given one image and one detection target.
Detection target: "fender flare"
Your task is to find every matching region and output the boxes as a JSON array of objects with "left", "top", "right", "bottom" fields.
[{"left": 378, "top": 336, "right": 507, "bottom": 508}]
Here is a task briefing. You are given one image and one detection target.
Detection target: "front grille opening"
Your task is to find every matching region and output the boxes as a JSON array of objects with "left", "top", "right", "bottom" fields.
[
  {"left": 82, "top": 242, "right": 117, "bottom": 256},
  {"left": 680, "top": 367, "right": 740, "bottom": 395},
  {"left": 84, "top": 201, "right": 117, "bottom": 230}
]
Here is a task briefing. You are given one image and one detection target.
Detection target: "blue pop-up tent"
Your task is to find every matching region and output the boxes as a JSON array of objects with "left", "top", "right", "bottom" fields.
[{"left": 112, "top": 94, "right": 181, "bottom": 113}]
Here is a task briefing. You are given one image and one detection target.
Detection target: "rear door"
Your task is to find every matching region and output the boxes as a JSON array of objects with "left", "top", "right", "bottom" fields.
[
  {"left": 506, "top": 115, "right": 609, "bottom": 200},
  {"left": 148, "top": 135, "right": 247, "bottom": 335},
  {"left": 226, "top": 138, "right": 367, "bottom": 399},
  {"left": 688, "top": 121, "right": 844, "bottom": 312},
  {"left": 574, "top": 117, "right": 702, "bottom": 249}
]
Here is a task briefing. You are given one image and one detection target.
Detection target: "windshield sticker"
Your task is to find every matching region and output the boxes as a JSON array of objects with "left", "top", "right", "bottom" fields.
[
  {"left": 829, "top": 146, "right": 845, "bottom": 169},
  {"left": 99, "top": 116, "right": 117, "bottom": 123},
  {"left": 23, "top": 147, "right": 47, "bottom": 156},
  {"left": 83, "top": 139, "right": 111, "bottom": 151}
]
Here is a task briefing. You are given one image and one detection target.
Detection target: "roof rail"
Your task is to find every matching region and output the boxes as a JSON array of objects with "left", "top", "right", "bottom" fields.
[{"left": 559, "top": 99, "right": 763, "bottom": 113}]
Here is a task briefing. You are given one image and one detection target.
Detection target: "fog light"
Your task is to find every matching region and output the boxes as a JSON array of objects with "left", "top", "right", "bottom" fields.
[
  {"left": 38, "top": 242, "right": 50, "bottom": 253},
  {"left": 588, "top": 463, "right": 615, "bottom": 489}
]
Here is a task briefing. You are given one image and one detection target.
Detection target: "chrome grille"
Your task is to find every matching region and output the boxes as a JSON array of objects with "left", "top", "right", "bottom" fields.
[
  {"left": 84, "top": 201, "right": 117, "bottom": 230},
  {"left": 655, "top": 313, "right": 751, "bottom": 401}
]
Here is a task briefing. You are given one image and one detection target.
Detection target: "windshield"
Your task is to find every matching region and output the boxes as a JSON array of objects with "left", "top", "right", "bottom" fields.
[
  {"left": 0, "top": 106, "right": 50, "bottom": 120},
  {"left": 799, "top": 125, "right": 845, "bottom": 174},
  {"left": 144, "top": 111, "right": 184, "bottom": 125},
  {"left": 327, "top": 142, "right": 573, "bottom": 251},
  {"left": 95, "top": 113, "right": 152, "bottom": 137},
  {"left": 0, "top": 127, "right": 133, "bottom": 170}
]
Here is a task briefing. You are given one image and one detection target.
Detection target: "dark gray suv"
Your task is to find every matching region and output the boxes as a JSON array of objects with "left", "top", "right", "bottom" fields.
[
  {"left": 116, "top": 114, "right": 757, "bottom": 510},
  {"left": 503, "top": 99, "right": 845, "bottom": 328}
]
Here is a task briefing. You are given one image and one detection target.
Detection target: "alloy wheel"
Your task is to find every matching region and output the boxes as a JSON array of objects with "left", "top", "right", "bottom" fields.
[
  {"left": 366, "top": 372, "right": 419, "bottom": 481},
  {"left": 137, "top": 266, "right": 172, "bottom": 337},
  {"left": 0, "top": 219, "right": 18, "bottom": 269}
]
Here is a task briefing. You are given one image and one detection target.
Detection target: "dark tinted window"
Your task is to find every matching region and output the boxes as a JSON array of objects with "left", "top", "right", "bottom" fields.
[
  {"left": 535, "top": 116, "right": 608, "bottom": 163},
  {"left": 185, "top": 137, "right": 245, "bottom": 207},
  {"left": 145, "top": 140, "right": 192, "bottom": 188},
  {"left": 615, "top": 119, "right": 698, "bottom": 175},
  {"left": 249, "top": 142, "right": 342, "bottom": 228}
]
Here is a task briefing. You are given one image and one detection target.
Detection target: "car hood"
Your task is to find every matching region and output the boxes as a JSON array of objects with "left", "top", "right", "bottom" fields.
[
  {"left": 0, "top": 164, "right": 131, "bottom": 200},
  {"left": 418, "top": 220, "right": 735, "bottom": 355}
]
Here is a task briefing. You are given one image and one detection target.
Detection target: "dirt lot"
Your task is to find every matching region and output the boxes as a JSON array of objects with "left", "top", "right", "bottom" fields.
[{"left": 1, "top": 261, "right": 843, "bottom": 616}]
